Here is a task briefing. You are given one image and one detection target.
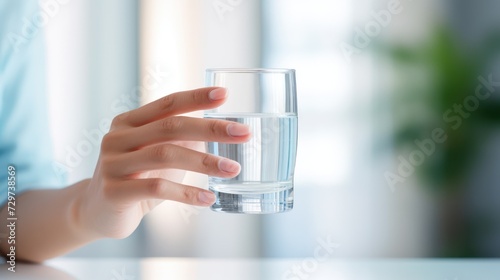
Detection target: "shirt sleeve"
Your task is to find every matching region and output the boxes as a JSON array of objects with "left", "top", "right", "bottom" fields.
[{"left": 0, "top": 1, "right": 65, "bottom": 208}]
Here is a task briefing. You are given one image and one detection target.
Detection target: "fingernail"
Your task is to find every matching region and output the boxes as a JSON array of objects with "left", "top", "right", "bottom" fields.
[
  {"left": 198, "top": 191, "right": 216, "bottom": 205},
  {"left": 227, "top": 123, "right": 251, "bottom": 137},
  {"left": 208, "top": 88, "right": 226, "bottom": 101},
  {"left": 218, "top": 158, "right": 241, "bottom": 173}
]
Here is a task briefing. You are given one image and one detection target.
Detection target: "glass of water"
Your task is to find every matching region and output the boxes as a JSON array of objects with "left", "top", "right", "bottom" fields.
[{"left": 205, "top": 68, "right": 298, "bottom": 214}]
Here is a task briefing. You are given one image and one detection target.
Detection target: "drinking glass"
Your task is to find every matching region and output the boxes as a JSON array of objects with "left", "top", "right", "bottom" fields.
[{"left": 205, "top": 68, "right": 298, "bottom": 214}]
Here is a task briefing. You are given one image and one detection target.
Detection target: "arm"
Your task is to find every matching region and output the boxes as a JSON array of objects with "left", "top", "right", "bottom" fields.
[
  {"left": 0, "top": 179, "right": 96, "bottom": 263},
  {"left": 0, "top": 87, "right": 251, "bottom": 263}
]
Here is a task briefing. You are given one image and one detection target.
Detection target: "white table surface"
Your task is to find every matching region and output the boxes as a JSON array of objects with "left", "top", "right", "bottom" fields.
[{"left": 1, "top": 258, "right": 500, "bottom": 279}]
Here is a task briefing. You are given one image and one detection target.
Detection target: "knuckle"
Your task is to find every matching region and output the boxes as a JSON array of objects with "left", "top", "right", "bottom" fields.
[
  {"left": 147, "top": 178, "right": 166, "bottom": 197},
  {"left": 149, "top": 144, "right": 175, "bottom": 162},
  {"left": 159, "top": 94, "right": 175, "bottom": 112},
  {"left": 208, "top": 120, "right": 225, "bottom": 137},
  {"left": 201, "top": 153, "right": 216, "bottom": 170},
  {"left": 191, "top": 88, "right": 207, "bottom": 104},
  {"left": 99, "top": 155, "right": 113, "bottom": 169},
  {"left": 161, "top": 117, "right": 182, "bottom": 133},
  {"left": 98, "top": 155, "right": 119, "bottom": 177},
  {"left": 101, "top": 178, "right": 119, "bottom": 200},
  {"left": 181, "top": 187, "right": 197, "bottom": 202},
  {"left": 100, "top": 132, "right": 116, "bottom": 151},
  {"left": 111, "top": 112, "right": 128, "bottom": 127}
]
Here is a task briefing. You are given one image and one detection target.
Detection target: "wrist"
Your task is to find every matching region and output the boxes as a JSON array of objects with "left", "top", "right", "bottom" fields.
[{"left": 68, "top": 179, "right": 103, "bottom": 242}]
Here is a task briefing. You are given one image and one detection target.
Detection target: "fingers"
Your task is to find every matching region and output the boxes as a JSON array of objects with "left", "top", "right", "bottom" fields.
[
  {"left": 123, "top": 87, "right": 227, "bottom": 127},
  {"left": 108, "top": 178, "right": 216, "bottom": 206},
  {"left": 108, "top": 144, "right": 241, "bottom": 178},
  {"left": 109, "top": 116, "right": 251, "bottom": 151},
  {"left": 96, "top": 87, "right": 239, "bottom": 208}
]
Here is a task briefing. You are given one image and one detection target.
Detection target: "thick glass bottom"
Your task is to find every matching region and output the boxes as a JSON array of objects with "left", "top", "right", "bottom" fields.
[{"left": 209, "top": 187, "right": 294, "bottom": 214}]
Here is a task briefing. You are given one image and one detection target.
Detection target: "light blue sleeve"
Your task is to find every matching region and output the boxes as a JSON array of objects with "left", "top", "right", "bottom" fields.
[{"left": 0, "top": 1, "right": 65, "bottom": 208}]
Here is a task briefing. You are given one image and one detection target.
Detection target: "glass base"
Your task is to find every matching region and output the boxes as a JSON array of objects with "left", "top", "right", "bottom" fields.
[{"left": 209, "top": 187, "right": 294, "bottom": 214}]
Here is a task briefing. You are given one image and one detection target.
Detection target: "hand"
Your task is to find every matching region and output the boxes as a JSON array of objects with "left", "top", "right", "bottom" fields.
[{"left": 76, "top": 87, "right": 251, "bottom": 239}]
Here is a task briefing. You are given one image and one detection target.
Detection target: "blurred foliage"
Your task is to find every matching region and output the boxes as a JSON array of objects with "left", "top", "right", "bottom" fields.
[
  {"left": 385, "top": 26, "right": 500, "bottom": 192},
  {"left": 381, "top": 24, "right": 500, "bottom": 257}
]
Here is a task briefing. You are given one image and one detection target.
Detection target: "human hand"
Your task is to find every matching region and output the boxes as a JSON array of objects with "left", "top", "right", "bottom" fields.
[{"left": 76, "top": 87, "right": 250, "bottom": 239}]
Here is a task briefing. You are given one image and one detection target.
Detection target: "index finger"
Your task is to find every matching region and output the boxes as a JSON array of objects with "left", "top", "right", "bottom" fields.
[{"left": 123, "top": 87, "right": 226, "bottom": 127}]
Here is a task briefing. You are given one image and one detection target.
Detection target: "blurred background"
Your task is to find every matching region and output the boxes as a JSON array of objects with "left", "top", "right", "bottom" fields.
[{"left": 41, "top": 0, "right": 500, "bottom": 258}]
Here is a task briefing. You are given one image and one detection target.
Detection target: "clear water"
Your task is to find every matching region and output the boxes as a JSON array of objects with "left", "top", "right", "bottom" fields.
[{"left": 205, "top": 113, "right": 298, "bottom": 195}]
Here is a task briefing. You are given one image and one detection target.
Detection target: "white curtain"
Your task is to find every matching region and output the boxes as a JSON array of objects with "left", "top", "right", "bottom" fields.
[{"left": 46, "top": 0, "right": 142, "bottom": 257}]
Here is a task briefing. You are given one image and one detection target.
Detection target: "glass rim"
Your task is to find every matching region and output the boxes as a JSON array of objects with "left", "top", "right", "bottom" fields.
[{"left": 206, "top": 68, "right": 295, "bottom": 74}]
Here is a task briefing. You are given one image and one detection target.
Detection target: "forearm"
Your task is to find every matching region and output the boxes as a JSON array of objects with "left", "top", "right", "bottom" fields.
[{"left": 0, "top": 179, "right": 100, "bottom": 263}]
